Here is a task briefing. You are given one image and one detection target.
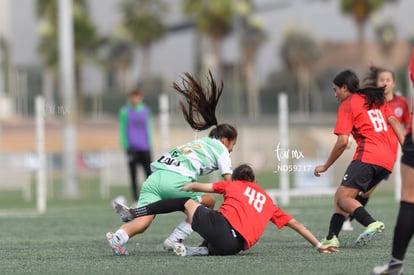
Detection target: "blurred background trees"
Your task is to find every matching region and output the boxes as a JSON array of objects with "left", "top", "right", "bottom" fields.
[
  {"left": 37, "top": 0, "right": 107, "bottom": 117},
  {"left": 0, "top": 0, "right": 412, "bottom": 119}
]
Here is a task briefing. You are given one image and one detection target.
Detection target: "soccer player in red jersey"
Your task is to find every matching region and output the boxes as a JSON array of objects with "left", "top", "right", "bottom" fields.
[
  {"left": 373, "top": 48, "right": 414, "bottom": 275},
  {"left": 113, "top": 164, "right": 338, "bottom": 256},
  {"left": 314, "top": 70, "right": 404, "bottom": 248},
  {"left": 342, "top": 66, "right": 410, "bottom": 231}
]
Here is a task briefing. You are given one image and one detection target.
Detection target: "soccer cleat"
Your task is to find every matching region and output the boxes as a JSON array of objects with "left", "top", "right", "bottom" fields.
[
  {"left": 372, "top": 261, "right": 403, "bottom": 275},
  {"left": 173, "top": 242, "right": 187, "bottom": 256},
  {"left": 173, "top": 243, "right": 209, "bottom": 257},
  {"left": 106, "top": 232, "right": 128, "bottom": 256},
  {"left": 113, "top": 200, "right": 133, "bottom": 222},
  {"left": 163, "top": 238, "right": 176, "bottom": 251},
  {"left": 321, "top": 235, "right": 340, "bottom": 248},
  {"left": 355, "top": 221, "right": 385, "bottom": 247},
  {"left": 342, "top": 219, "right": 354, "bottom": 231}
]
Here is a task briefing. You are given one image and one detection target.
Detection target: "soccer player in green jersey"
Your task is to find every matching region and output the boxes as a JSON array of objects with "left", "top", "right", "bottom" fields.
[{"left": 107, "top": 72, "right": 238, "bottom": 256}]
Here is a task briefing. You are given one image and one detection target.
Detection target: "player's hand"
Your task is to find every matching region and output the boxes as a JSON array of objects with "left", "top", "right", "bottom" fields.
[
  {"left": 181, "top": 182, "right": 196, "bottom": 192},
  {"left": 314, "top": 165, "right": 327, "bottom": 177},
  {"left": 317, "top": 244, "right": 339, "bottom": 254}
]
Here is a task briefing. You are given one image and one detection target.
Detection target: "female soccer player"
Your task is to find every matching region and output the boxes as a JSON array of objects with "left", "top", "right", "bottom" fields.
[
  {"left": 342, "top": 66, "right": 410, "bottom": 231},
  {"left": 106, "top": 71, "right": 238, "bottom": 256},
  {"left": 114, "top": 164, "right": 339, "bottom": 256},
  {"left": 314, "top": 70, "right": 404, "bottom": 248},
  {"left": 373, "top": 48, "right": 414, "bottom": 275}
]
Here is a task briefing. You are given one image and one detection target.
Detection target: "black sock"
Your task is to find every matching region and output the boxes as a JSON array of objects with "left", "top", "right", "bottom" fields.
[
  {"left": 327, "top": 213, "right": 346, "bottom": 239},
  {"left": 349, "top": 195, "right": 370, "bottom": 221},
  {"left": 131, "top": 197, "right": 191, "bottom": 218},
  {"left": 352, "top": 206, "right": 375, "bottom": 227},
  {"left": 355, "top": 194, "right": 369, "bottom": 206},
  {"left": 392, "top": 201, "right": 414, "bottom": 261}
]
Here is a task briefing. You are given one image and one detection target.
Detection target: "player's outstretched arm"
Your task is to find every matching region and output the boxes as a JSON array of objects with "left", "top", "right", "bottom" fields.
[
  {"left": 314, "top": 134, "right": 348, "bottom": 177},
  {"left": 286, "top": 218, "right": 339, "bottom": 254},
  {"left": 181, "top": 182, "right": 214, "bottom": 193}
]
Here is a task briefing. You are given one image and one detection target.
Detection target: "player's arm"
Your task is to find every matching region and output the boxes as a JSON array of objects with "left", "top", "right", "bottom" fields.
[
  {"left": 286, "top": 218, "right": 338, "bottom": 254},
  {"left": 222, "top": 174, "right": 231, "bottom": 181},
  {"left": 182, "top": 182, "right": 214, "bottom": 193},
  {"left": 314, "top": 134, "right": 348, "bottom": 177},
  {"left": 388, "top": 116, "right": 404, "bottom": 145}
]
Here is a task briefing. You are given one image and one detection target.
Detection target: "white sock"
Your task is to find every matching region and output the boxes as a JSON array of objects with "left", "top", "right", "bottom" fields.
[
  {"left": 166, "top": 220, "right": 193, "bottom": 242},
  {"left": 115, "top": 229, "right": 129, "bottom": 245}
]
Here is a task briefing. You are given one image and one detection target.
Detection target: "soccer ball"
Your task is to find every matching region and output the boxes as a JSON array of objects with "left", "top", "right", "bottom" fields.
[{"left": 111, "top": 195, "right": 128, "bottom": 210}]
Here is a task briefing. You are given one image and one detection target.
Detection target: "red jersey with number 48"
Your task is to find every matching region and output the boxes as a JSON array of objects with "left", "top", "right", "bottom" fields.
[
  {"left": 213, "top": 180, "right": 292, "bottom": 250},
  {"left": 334, "top": 93, "right": 396, "bottom": 171}
]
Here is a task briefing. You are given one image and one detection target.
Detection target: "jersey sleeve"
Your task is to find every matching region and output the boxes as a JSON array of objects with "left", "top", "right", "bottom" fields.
[
  {"left": 270, "top": 206, "right": 293, "bottom": 229},
  {"left": 212, "top": 180, "right": 231, "bottom": 194},
  {"left": 217, "top": 152, "right": 233, "bottom": 176},
  {"left": 334, "top": 99, "right": 353, "bottom": 135}
]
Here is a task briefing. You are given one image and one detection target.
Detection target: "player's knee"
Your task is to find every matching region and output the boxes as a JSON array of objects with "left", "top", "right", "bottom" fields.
[{"left": 201, "top": 194, "right": 215, "bottom": 209}]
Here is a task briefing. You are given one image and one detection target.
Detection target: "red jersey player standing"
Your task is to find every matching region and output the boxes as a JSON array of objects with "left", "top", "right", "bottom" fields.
[
  {"left": 113, "top": 164, "right": 338, "bottom": 256},
  {"left": 314, "top": 70, "right": 404, "bottom": 248},
  {"left": 342, "top": 66, "right": 410, "bottom": 231}
]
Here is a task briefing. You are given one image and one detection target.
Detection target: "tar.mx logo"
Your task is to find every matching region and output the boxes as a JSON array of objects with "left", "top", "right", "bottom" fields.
[
  {"left": 275, "top": 142, "right": 304, "bottom": 161},
  {"left": 274, "top": 142, "right": 311, "bottom": 173}
]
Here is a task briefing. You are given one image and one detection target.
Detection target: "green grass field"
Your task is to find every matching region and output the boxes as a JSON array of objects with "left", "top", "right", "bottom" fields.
[{"left": 0, "top": 177, "right": 413, "bottom": 275}]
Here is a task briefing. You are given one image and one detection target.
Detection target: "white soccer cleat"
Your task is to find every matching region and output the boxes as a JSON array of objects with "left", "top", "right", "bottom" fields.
[
  {"left": 106, "top": 232, "right": 129, "bottom": 256},
  {"left": 113, "top": 200, "right": 133, "bottom": 222},
  {"left": 162, "top": 238, "right": 176, "bottom": 251},
  {"left": 173, "top": 242, "right": 187, "bottom": 256},
  {"left": 372, "top": 261, "right": 403, "bottom": 275}
]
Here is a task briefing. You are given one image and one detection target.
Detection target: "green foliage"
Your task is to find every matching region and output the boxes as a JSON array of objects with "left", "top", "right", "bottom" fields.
[
  {"left": 340, "top": 0, "right": 398, "bottom": 23},
  {"left": 120, "top": 0, "right": 167, "bottom": 47},
  {"left": 182, "top": 0, "right": 234, "bottom": 39},
  {"left": 36, "top": 0, "right": 107, "bottom": 73},
  {"left": 280, "top": 29, "right": 322, "bottom": 70}
]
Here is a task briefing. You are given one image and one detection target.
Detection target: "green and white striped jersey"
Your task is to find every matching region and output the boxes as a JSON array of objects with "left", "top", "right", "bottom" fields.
[{"left": 151, "top": 137, "right": 232, "bottom": 180}]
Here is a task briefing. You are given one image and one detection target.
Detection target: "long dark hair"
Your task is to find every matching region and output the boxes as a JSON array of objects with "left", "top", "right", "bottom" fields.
[
  {"left": 357, "top": 86, "right": 385, "bottom": 109},
  {"left": 172, "top": 71, "right": 238, "bottom": 141},
  {"left": 333, "top": 69, "right": 385, "bottom": 109},
  {"left": 172, "top": 70, "right": 223, "bottom": 131}
]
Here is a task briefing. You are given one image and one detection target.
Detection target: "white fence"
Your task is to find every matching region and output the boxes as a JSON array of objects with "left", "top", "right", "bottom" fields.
[{"left": 0, "top": 153, "right": 33, "bottom": 201}]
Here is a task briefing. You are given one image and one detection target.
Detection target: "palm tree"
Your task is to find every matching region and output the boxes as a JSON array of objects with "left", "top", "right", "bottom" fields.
[
  {"left": 119, "top": 0, "right": 167, "bottom": 91},
  {"left": 182, "top": 0, "right": 234, "bottom": 79},
  {"left": 340, "top": 0, "right": 398, "bottom": 62},
  {"left": 37, "top": 0, "right": 107, "bottom": 115},
  {"left": 108, "top": 39, "right": 134, "bottom": 93},
  {"left": 374, "top": 20, "right": 396, "bottom": 58},
  {"left": 237, "top": 1, "right": 267, "bottom": 119},
  {"left": 280, "top": 28, "right": 322, "bottom": 114}
]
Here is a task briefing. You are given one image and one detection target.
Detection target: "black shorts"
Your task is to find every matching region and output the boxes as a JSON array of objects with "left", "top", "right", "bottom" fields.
[
  {"left": 192, "top": 206, "right": 245, "bottom": 255},
  {"left": 341, "top": 159, "right": 391, "bottom": 193},
  {"left": 401, "top": 133, "right": 414, "bottom": 168}
]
